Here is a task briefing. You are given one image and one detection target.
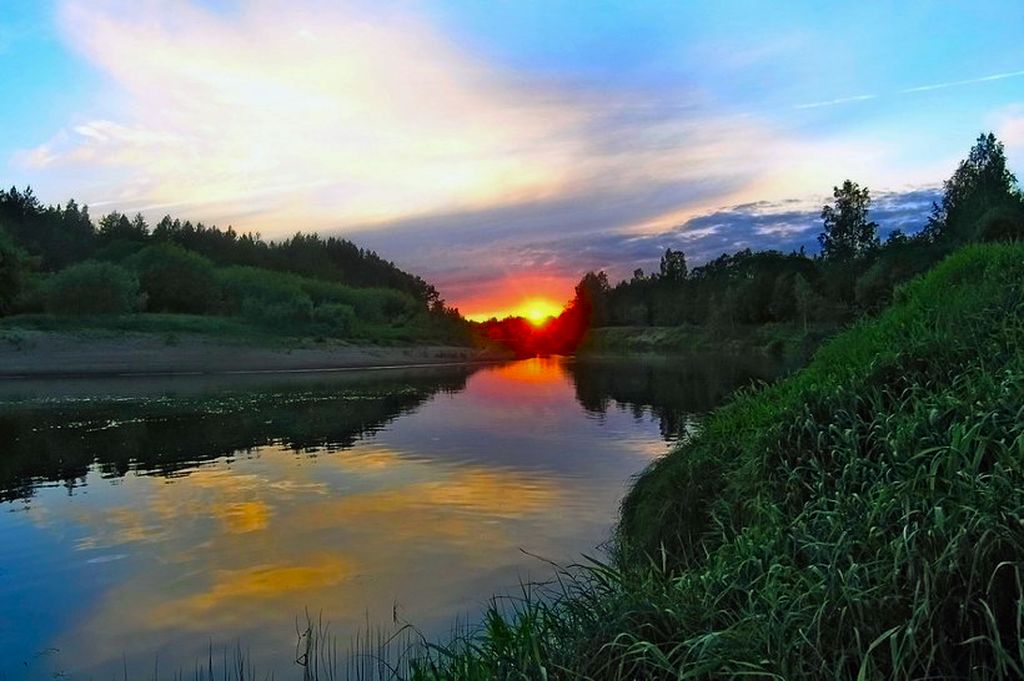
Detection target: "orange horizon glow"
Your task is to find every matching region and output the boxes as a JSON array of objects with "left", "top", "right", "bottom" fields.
[{"left": 465, "top": 297, "right": 565, "bottom": 324}]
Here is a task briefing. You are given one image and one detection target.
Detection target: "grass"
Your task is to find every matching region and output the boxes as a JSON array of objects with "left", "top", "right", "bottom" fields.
[
  {"left": 579, "top": 321, "right": 837, "bottom": 364},
  {"left": 406, "top": 243, "right": 1024, "bottom": 679},
  {"left": 0, "top": 312, "right": 470, "bottom": 347}
]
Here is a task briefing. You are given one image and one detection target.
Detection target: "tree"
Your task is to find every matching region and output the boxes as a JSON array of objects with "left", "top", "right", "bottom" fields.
[
  {"left": 573, "top": 271, "right": 610, "bottom": 327},
  {"left": 46, "top": 261, "right": 141, "bottom": 314},
  {"left": 818, "top": 180, "right": 879, "bottom": 261},
  {"left": 98, "top": 212, "right": 148, "bottom": 242},
  {"left": 792, "top": 274, "right": 816, "bottom": 331},
  {"left": 659, "top": 248, "right": 688, "bottom": 282},
  {"left": 126, "top": 243, "right": 218, "bottom": 313},
  {"left": 0, "top": 226, "right": 30, "bottom": 314},
  {"left": 924, "top": 132, "right": 1021, "bottom": 243}
]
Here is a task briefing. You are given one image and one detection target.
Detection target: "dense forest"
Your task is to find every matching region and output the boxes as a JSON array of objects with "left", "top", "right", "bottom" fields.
[{"left": 0, "top": 191, "right": 468, "bottom": 343}]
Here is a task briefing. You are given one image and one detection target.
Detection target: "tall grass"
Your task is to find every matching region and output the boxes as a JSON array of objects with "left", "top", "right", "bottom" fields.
[{"left": 410, "top": 243, "right": 1024, "bottom": 679}]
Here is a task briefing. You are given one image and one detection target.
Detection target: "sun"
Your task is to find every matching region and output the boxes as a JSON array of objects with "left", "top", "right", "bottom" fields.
[{"left": 520, "top": 299, "right": 563, "bottom": 326}]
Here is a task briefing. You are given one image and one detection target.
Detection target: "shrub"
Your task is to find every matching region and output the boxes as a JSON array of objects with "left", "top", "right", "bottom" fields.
[
  {"left": 240, "top": 295, "right": 312, "bottom": 327},
  {"left": 0, "top": 226, "right": 30, "bottom": 315},
  {"left": 977, "top": 203, "right": 1024, "bottom": 242},
  {"left": 311, "top": 303, "right": 356, "bottom": 336},
  {"left": 46, "top": 261, "right": 140, "bottom": 314},
  {"left": 125, "top": 243, "right": 218, "bottom": 314}
]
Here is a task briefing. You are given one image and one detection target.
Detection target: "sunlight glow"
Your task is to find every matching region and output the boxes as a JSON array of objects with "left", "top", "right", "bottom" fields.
[{"left": 468, "top": 298, "right": 564, "bottom": 324}]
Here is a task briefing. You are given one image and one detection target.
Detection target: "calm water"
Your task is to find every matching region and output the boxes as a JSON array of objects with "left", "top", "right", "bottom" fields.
[{"left": 0, "top": 355, "right": 778, "bottom": 679}]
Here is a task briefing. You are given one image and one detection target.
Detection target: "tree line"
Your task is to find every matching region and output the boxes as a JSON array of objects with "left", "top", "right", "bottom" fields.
[
  {"left": 571, "top": 132, "right": 1023, "bottom": 332},
  {"left": 0, "top": 191, "right": 468, "bottom": 342}
]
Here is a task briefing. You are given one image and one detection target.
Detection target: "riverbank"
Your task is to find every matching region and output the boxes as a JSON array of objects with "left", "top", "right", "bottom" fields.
[
  {"left": 411, "top": 244, "right": 1024, "bottom": 680},
  {"left": 0, "top": 326, "right": 506, "bottom": 377},
  {"left": 578, "top": 321, "right": 838, "bottom": 363}
]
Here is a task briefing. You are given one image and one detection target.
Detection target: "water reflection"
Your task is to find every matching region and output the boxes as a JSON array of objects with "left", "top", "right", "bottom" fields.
[{"left": 0, "top": 355, "right": 779, "bottom": 680}]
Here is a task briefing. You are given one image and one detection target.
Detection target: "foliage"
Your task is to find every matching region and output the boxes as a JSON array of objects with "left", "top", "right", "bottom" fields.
[
  {"left": 925, "top": 132, "right": 1024, "bottom": 244},
  {"left": 0, "top": 225, "right": 31, "bottom": 315},
  {"left": 311, "top": 302, "right": 357, "bottom": 336},
  {"left": 0, "top": 188, "right": 93, "bottom": 269},
  {"left": 659, "top": 248, "right": 687, "bottom": 281},
  {"left": 98, "top": 211, "right": 149, "bottom": 243},
  {"left": 572, "top": 133, "right": 1018, "bottom": 334},
  {"left": 125, "top": 243, "right": 219, "bottom": 314},
  {"left": 412, "top": 243, "right": 1024, "bottom": 680},
  {"left": 46, "top": 261, "right": 141, "bottom": 315},
  {"left": 0, "top": 189, "right": 471, "bottom": 342},
  {"left": 819, "top": 179, "right": 880, "bottom": 261}
]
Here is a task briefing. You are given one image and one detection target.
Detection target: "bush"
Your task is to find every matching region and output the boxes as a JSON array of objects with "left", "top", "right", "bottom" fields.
[
  {"left": 311, "top": 303, "right": 356, "bottom": 336},
  {"left": 240, "top": 295, "right": 312, "bottom": 327},
  {"left": 46, "top": 261, "right": 140, "bottom": 314},
  {"left": 0, "top": 226, "right": 30, "bottom": 315},
  {"left": 126, "top": 243, "right": 218, "bottom": 314},
  {"left": 977, "top": 203, "right": 1024, "bottom": 242},
  {"left": 854, "top": 240, "right": 946, "bottom": 311}
]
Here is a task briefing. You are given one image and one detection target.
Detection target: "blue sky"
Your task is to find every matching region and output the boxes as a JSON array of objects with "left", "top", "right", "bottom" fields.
[{"left": 2, "top": 0, "right": 1023, "bottom": 316}]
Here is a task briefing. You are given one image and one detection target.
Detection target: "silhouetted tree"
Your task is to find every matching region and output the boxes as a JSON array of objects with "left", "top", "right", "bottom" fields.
[
  {"left": 98, "top": 212, "right": 148, "bottom": 243},
  {"left": 819, "top": 180, "right": 879, "bottom": 261},
  {"left": 659, "top": 248, "right": 688, "bottom": 282},
  {"left": 925, "top": 132, "right": 1022, "bottom": 243}
]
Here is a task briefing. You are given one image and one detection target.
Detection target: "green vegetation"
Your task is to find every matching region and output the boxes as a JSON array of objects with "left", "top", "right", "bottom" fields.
[
  {"left": 572, "top": 133, "right": 1022, "bottom": 338},
  {"left": 408, "top": 241, "right": 1024, "bottom": 680},
  {"left": 0, "top": 191, "right": 471, "bottom": 345},
  {"left": 0, "top": 225, "right": 30, "bottom": 314},
  {"left": 46, "top": 260, "right": 142, "bottom": 314},
  {"left": 579, "top": 322, "right": 836, "bottom": 363}
]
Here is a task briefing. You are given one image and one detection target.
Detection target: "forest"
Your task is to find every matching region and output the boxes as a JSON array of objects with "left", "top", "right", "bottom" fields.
[{"left": 0, "top": 191, "right": 468, "bottom": 343}]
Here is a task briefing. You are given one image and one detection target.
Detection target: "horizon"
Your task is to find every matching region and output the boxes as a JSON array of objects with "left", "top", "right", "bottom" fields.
[{"left": 2, "top": 1, "right": 1023, "bottom": 319}]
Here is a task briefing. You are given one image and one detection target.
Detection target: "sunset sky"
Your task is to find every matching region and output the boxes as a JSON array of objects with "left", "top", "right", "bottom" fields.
[{"left": 3, "top": 1, "right": 1023, "bottom": 319}]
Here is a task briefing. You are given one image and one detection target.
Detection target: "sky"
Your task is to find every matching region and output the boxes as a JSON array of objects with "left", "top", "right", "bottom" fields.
[{"left": 2, "top": 1, "right": 1023, "bottom": 319}]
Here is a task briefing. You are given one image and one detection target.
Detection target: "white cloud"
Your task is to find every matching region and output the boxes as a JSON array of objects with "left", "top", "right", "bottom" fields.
[
  {"left": 993, "top": 104, "right": 1024, "bottom": 148},
  {"left": 10, "top": 0, "right": 918, "bottom": 238}
]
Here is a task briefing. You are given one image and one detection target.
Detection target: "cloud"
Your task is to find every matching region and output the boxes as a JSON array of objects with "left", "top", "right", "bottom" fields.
[
  {"left": 17, "top": 1, "right": 905, "bottom": 238},
  {"left": 10, "top": 0, "right": 958, "bottom": 320},
  {"left": 373, "top": 185, "right": 941, "bottom": 316},
  {"left": 993, "top": 104, "right": 1024, "bottom": 148},
  {"left": 22, "top": 0, "right": 591, "bottom": 225}
]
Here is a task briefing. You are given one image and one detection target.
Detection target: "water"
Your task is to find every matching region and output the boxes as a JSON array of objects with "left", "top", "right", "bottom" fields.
[{"left": 0, "top": 355, "right": 779, "bottom": 679}]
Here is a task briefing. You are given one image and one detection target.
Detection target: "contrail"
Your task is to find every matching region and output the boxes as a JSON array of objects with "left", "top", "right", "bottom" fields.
[
  {"left": 794, "top": 94, "right": 878, "bottom": 110},
  {"left": 901, "top": 68, "right": 1024, "bottom": 93},
  {"left": 792, "top": 68, "right": 1024, "bottom": 110}
]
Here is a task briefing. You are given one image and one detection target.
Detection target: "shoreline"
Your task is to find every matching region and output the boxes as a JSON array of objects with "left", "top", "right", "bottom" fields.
[{"left": 0, "top": 329, "right": 508, "bottom": 379}]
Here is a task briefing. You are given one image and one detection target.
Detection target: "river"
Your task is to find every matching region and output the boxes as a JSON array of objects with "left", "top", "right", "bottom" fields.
[{"left": 0, "top": 355, "right": 779, "bottom": 679}]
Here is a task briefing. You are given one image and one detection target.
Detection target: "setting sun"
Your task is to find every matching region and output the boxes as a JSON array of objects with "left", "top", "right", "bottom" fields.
[
  {"left": 522, "top": 299, "right": 563, "bottom": 326},
  {"left": 465, "top": 297, "right": 565, "bottom": 324}
]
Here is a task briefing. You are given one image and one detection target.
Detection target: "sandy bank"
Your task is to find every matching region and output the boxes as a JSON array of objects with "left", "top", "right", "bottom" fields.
[{"left": 0, "top": 330, "right": 506, "bottom": 378}]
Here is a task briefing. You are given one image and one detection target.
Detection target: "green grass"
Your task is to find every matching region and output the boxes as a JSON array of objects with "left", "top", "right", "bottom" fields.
[
  {"left": 408, "top": 243, "right": 1024, "bottom": 680},
  {"left": 580, "top": 322, "right": 837, "bottom": 364},
  {"left": 0, "top": 312, "right": 469, "bottom": 347}
]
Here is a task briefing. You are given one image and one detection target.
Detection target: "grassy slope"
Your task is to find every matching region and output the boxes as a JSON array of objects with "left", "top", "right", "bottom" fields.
[{"left": 412, "top": 244, "right": 1024, "bottom": 680}]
